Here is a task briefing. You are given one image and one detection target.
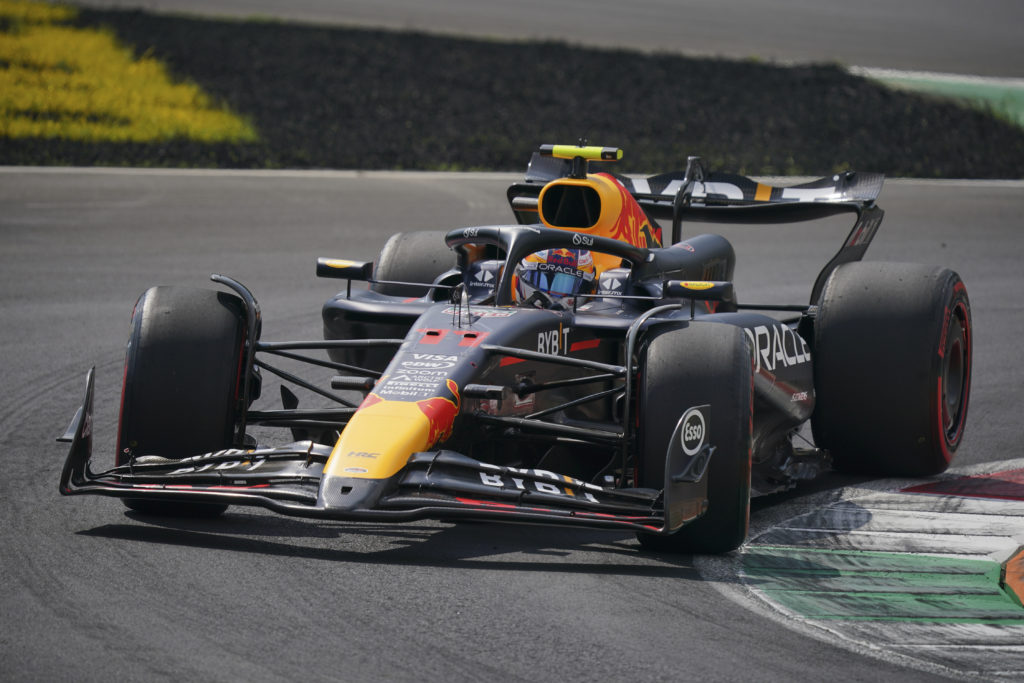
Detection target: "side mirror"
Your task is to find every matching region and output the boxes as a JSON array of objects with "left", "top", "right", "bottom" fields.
[
  {"left": 663, "top": 280, "right": 734, "bottom": 303},
  {"left": 316, "top": 258, "right": 372, "bottom": 281}
]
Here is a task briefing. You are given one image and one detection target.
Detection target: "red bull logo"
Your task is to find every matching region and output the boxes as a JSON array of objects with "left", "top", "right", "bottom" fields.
[
  {"left": 598, "top": 172, "right": 662, "bottom": 248},
  {"left": 547, "top": 248, "right": 578, "bottom": 267},
  {"left": 416, "top": 379, "right": 461, "bottom": 444}
]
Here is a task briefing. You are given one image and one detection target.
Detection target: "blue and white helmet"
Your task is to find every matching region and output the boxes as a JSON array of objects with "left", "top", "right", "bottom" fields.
[{"left": 514, "top": 248, "right": 596, "bottom": 302}]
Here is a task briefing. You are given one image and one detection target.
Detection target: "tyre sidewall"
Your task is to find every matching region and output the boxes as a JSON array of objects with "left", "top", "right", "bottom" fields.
[{"left": 118, "top": 287, "right": 246, "bottom": 463}]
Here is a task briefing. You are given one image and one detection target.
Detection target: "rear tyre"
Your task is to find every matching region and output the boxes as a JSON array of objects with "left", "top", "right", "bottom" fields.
[
  {"left": 812, "top": 262, "right": 971, "bottom": 476},
  {"left": 636, "top": 322, "right": 753, "bottom": 554},
  {"left": 117, "top": 286, "right": 248, "bottom": 516},
  {"left": 372, "top": 231, "right": 456, "bottom": 297}
]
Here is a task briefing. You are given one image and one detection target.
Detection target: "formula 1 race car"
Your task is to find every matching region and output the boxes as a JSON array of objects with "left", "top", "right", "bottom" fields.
[{"left": 59, "top": 144, "right": 972, "bottom": 553}]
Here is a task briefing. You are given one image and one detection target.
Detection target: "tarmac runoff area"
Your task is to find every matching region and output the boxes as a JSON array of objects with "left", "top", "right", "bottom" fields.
[{"left": 702, "top": 458, "right": 1024, "bottom": 679}]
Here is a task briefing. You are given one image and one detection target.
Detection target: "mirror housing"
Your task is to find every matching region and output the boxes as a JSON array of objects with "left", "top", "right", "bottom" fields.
[
  {"left": 663, "top": 280, "right": 734, "bottom": 303},
  {"left": 316, "top": 258, "right": 373, "bottom": 281}
]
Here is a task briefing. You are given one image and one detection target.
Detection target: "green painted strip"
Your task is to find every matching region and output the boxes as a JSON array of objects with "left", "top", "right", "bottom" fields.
[
  {"left": 744, "top": 546, "right": 1024, "bottom": 623},
  {"left": 747, "top": 571, "right": 1000, "bottom": 595},
  {"left": 745, "top": 546, "right": 999, "bottom": 574},
  {"left": 775, "top": 616, "right": 1024, "bottom": 625}
]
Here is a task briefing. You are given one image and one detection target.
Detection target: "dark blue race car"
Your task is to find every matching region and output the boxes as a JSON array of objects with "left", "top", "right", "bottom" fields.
[{"left": 59, "top": 144, "right": 972, "bottom": 553}]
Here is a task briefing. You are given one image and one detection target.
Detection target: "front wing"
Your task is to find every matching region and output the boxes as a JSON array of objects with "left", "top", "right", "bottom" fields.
[{"left": 60, "top": 370, "right": 708, "bottom": 534}]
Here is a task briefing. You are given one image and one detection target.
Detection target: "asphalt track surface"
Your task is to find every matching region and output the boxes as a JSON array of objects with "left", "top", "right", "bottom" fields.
[
  {"left": 2, "top": 168, "right": 1022, "bottom": 681},
  {"left": 70, "top": 0, "right": 1024, "bottom": 77}
]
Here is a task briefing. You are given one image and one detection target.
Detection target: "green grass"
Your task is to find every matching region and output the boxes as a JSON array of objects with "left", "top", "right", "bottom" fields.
[{"left": 877, "top": 77, "right": 1024, "bottom": 128}]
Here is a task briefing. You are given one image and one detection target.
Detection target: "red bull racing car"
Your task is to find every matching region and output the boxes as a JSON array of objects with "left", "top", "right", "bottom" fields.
[{"left": 58, "top": 144, "right": 972, "bottom": 553}]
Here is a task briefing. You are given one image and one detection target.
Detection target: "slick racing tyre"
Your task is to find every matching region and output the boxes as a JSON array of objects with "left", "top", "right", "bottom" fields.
[
  {"left": 117, "top": 286, "right": 248, "bottom": 516},
  {"left": 636, "top": 322, "right": 753, "bottom": 554},
  {"left": 325, "top": 232, "right": 456, "bottom": 372},
  {"left": 372, "top": 231, "right": 457, "bottom": 297},
  {"left": 812, "top": 262, "right": 971, "bottom": 476}
]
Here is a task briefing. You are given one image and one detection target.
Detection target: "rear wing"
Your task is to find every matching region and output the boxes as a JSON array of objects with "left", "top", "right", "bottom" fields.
[{"left": 507, "top": 152, "right": 885, "bottom": 304}]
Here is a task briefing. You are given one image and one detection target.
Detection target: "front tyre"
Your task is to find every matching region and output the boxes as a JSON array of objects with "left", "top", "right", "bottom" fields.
[
  {"left": 812, "top": 262, "right": 972, "bottom": 476},
  {"left": 117, "top": 286, "right": 248, "bottom": 516},
  {"left": 636, "top": 322, "right": 753, "bottom": 554}
]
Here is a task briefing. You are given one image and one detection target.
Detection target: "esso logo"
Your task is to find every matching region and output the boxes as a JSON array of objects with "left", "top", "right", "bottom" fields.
[
  {"left": 684, "top": 420, "right": 703, "bottom": 443},
  {"left": 679, "top": 407, "right": 706, "bottom": 456}
]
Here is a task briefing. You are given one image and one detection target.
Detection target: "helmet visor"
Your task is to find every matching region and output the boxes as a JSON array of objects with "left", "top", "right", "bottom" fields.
[{"left": 520, "top": 267, "right": 586, "bottom": 297}]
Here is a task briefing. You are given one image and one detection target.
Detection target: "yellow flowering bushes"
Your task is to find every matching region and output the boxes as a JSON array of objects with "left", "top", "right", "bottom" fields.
[{"left": 0, "top": 0, "right": 257, "bottom": 143}]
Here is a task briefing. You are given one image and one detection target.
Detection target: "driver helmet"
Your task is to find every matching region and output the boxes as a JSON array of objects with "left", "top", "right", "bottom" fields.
[{"left": 514, "top": 248, "right": 596, "bottom": 303}]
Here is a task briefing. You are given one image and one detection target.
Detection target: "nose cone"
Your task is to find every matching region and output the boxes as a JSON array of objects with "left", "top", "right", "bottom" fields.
[
  {"left": 323, "top": 399, "right": 431, "bottom": 480},
  {"left": 317, "top": 474, "right": 389, "bottom": 512},
  {"left": 321, "top": 380, "right": 461, "bottom": 483}
]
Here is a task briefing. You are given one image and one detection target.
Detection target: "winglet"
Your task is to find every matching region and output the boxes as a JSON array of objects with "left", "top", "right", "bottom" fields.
[{"left": 58, "top": 368, "right": 95, "bottom": 494}]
